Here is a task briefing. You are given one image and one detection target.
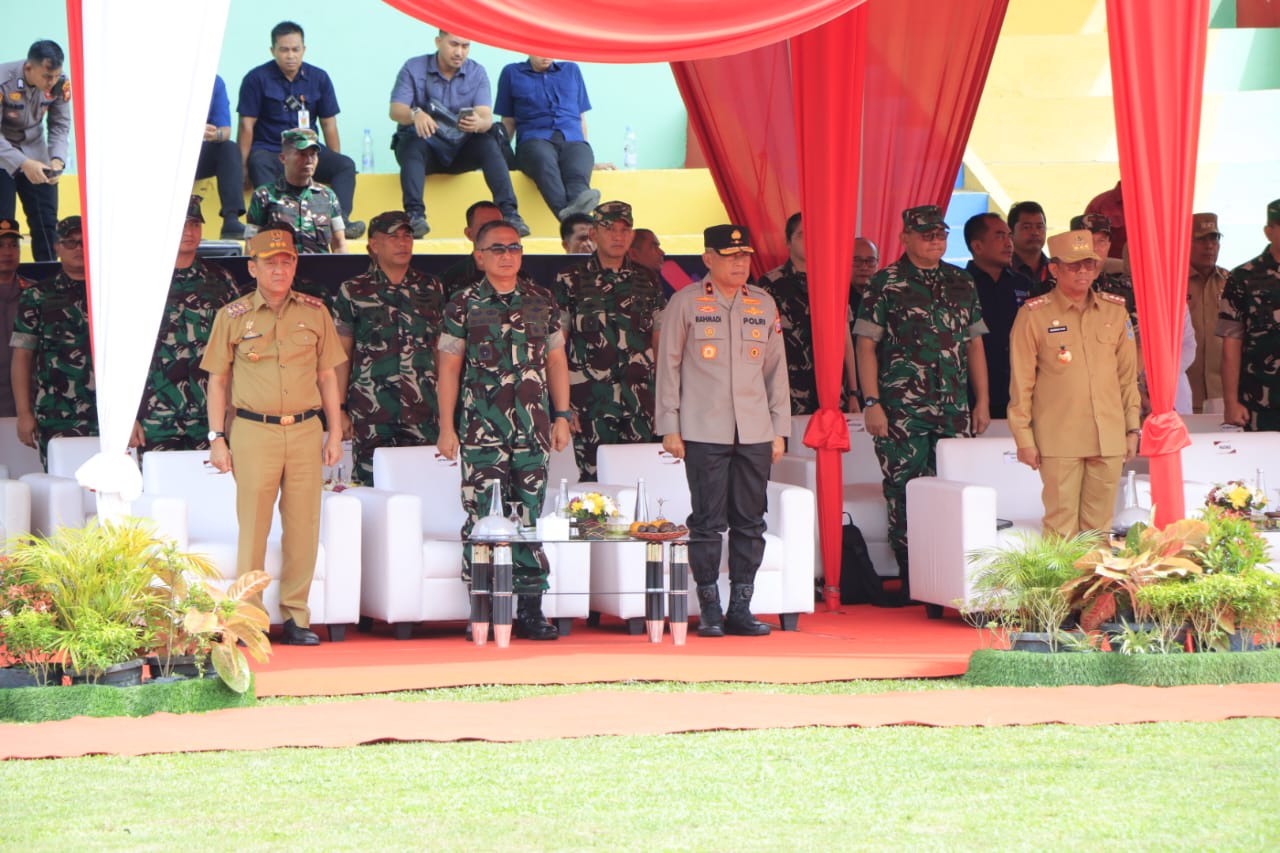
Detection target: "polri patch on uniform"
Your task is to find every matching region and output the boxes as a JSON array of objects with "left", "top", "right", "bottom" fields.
[{"left": 701, "top": 344, "right": 717, "bottom": 359}]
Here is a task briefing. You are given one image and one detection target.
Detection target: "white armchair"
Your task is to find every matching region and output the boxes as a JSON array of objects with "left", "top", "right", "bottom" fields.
[
  {"left": 135, "top": 450, "right": 361, "bottom": 640},
  {"left": 20, "top": 436, "right": 115, "bottom": 535},
  {"left": 591, "top": 443, "right": 815, "bottom": 631},
  {"left": 0, "top": 416, "right": 45, "bottom": 479},
  {"left": 906, "top": 436, "right": 1045, "bottom": 618},
  {"left": 352, "top": 445, "right": 590, "bottom": 639},
  {"left": 0, "top": 477, "right": 32, "bottom": 553}
]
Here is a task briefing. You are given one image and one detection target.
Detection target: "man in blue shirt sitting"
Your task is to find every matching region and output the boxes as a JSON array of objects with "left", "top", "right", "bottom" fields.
[
  {"left": 389, "top": 31, "right": 529, "bottom": 239},
  {"left": 495, "top": 57, "right": 600, "bottom": 222},
  {"left": 196, "top": 75, "right": 245, "bottom": 239},
  {"left": 236, "top": 21, "right": 364, "bottom": 239}
]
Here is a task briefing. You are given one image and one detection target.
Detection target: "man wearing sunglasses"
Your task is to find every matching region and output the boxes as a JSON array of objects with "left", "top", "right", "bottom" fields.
[
  {"left": 9, "top": 216, "right": 97, "bottom": 468},
  {"left": 854, "top": 205, "right": 990, "bottom": 601},
  {"left": 1008, "top": 230, "right": 1140, "bottom": 537},
  {"left": 437, "top": 220, "right": 571, "bottom": 641}
]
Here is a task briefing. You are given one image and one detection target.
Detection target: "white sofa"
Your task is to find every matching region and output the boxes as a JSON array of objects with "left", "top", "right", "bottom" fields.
[
  {"left": 591, "top": 442, "right": 815, "bottom": 631},
  {"left": 0, "top": 416, "right": 45, "bottom": 480},
  {"left": 349, "top": 445, "right": 590, "bottom": 639},
  {"left": 20, "top": 436, "right": 112, "bottom": 535},
  {"left": 907, "top": 436, "right": 1044, "bottom": 618},
  {"left": 770, "top": 414, "right": 894, "bottom": 578},
  {"left": 135, "top": 450, "right": 362, "bottom": 640},
  {"left": 0, "top": 477, "right": 32, "bottom": 553}
]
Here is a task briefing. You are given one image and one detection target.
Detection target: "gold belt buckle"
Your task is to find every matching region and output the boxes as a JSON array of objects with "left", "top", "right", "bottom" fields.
[{"left": 279, "top": 414, "right": 296, "bottom": 426}]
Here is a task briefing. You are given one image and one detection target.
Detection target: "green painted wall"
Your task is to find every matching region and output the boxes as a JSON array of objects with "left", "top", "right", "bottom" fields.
[{"left": 2, "top": 0, "right": 689, "bottom": 172}]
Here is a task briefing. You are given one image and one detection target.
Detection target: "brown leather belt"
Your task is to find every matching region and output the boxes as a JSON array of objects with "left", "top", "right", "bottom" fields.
[{"left": 235, "top": 408, "right": 321, "bottom": 426}]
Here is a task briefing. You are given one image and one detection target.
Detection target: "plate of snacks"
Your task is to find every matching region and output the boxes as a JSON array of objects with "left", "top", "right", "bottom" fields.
[{"left": 629, "top": 519, "right": 689, "bottom": 541}]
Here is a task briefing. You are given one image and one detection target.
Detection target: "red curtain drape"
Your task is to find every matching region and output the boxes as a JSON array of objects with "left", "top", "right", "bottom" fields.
[
  {"left": 1106, "top": 0, "right": 1207, "bottom": 525},
  {"left": 672, "top": 46, "right": 800, "bottom": 273},
  {"left": 859, "top": 0, "right": 1009, "bottom": 262},
  {"left": 792, "top": 9, "right": 866, "bottom": 609},
  {"left": 381, "top": 0, "right": 864, "bottom": 62}
]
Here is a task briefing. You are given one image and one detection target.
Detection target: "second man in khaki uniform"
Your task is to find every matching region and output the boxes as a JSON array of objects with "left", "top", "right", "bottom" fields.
[
  {"left": 201, "top": 226, "right": 347, "bottom": 645},
  {"left": 1008, "top": 230, "right": 1140, "bottom": 537},
  {"left": 655, "top": 225, "right": 790, "bottom": 638}
]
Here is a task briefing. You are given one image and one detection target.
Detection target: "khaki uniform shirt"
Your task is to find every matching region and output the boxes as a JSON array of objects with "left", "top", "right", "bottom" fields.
[
  {"left": 655, "top": 277, "right": 790, "bottom": 445},
  {"left": 200, "top": 288, "right": 346, "bottom": 415},
  {"left": 1186, "top": 264, "right": 1227, "bottom": 410},
  {"left": 1008, "top": 287, "right": 1139, "bottom": 458},
  {"left": 0, "top": 60, "right": 70, "bottom": 175}
]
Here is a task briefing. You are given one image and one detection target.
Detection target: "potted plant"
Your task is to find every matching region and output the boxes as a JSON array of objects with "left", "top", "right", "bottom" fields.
[
  {"left": 180, "top": 569, "right": 273, "bottom": 694},
  {"left": 967, "top": 531, "right": 1101, "bottom": 652},
  {"left": 0, "top": 556, "right": 57, "bottom": 687},
  {"left": 1063, "top": 517, "right": 1206, "bottom": 632},
  {"left": 146, "top": 543, "right": 221, "bottom": 679},
  {"left": 1195, "top": 506, "right": 1272, "bottom": 576}
]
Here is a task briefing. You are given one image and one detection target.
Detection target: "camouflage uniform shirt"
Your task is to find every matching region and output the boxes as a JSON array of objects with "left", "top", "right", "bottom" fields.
[
  {"left": 246, "top": 176, "right": 343, "bottom": 254},
  {"left": 0, "top": 273, "right": 34, "bottom": 418},
  {"left": 140, "top": 259, "right": 247, "bottom": 443},
  {"left": 9, "top": 271, "right": 97, "bottom": 430},
  {"left": 438, "top": 277, "right": 565, "bottom": 451},
  {"left": 758, "top": 260, "right": 854, "bottom": 415},
  {"left": 553, "top": 254, "right": 662, "bottom": 399},
  {"left": 1218, "top": 245, "right": 1280, "bottom": 413},
  {"left": 333, "top": 262, "right": 448, "bottom": 433},
  {"left": 853, "top": 256, "right": 987, "bottom": 435}
]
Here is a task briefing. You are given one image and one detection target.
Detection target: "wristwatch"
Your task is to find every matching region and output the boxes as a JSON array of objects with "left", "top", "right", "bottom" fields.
[
  {"left": 207, "top": 430, "right": 226, "bottom": 442},
  {"left": 553, "top": 410, "right": 573, "bottom": 421},
  {"left": 410, "top": 106, "right": 421, "bottom": 117},
  {"left": 862, "top": 397, "right": 879, "bottom": 409}
]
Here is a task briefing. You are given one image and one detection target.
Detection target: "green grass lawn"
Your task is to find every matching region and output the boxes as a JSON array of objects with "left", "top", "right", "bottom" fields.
[{"left": 2, "top": 678, "right": 1277, "bottom": 851}]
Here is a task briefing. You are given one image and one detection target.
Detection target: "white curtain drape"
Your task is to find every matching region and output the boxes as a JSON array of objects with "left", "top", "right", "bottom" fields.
[{"left": 71, "top": 0, "right": 230, "bottom": 517}]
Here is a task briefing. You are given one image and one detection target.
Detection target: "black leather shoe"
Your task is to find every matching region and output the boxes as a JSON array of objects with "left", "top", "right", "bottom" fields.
[
  {"left": 515, "top": 594, "right": 559, "bottom": 640},
  {"left": 281, "top": 618, "right": 321, "bottom": 646},
  {"left": 696, "top": 584, "right": 725, "bottom": 638}
]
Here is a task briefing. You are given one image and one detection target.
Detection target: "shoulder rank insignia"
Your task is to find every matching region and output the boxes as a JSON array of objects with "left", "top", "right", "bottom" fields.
[
  {"left": 1099, "top": 291, "right": 1127, "bottom": 306},
  {"left": 1023, "top": 295, "right": 1051, "bottom": 310},
  {"left": 296, "top": 293, "right": 326, "bottom": 309},
  {"left": 225, "top": 300, "right": 251, "bottom": 318}
]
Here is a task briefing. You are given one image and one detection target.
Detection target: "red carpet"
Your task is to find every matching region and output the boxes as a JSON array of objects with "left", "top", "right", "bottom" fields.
[
  {"left": 253, "top": 605, "right": 983, "bottom": 697},
  {"left": 4, "top": 684, "right": 1280, "bottom": 760}
]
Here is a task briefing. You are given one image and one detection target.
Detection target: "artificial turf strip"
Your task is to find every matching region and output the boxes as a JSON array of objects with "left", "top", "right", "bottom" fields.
[
  {"left": 0, "top": 676, "right": 255, "bottom": 723},
  {"left": 964, "top": 648, "right": 1280, "bottom": 687}
]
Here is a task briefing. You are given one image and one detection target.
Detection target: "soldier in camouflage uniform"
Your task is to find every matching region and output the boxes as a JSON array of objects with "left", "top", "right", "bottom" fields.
[
  {"left": 133, "top": 197, "right": 246, "bottom": 451},
  {"left": 246, "top": 128, "right": 348, "bottom": 254},
  {"left": 437, "top": 220, "right": 572, "bottom": 641},
  {"left": 552, "top": 200, "right": 663, "bottom": 480},
  {"left": 9, "top": 216, "right": 97, "bottom": 468},
  {"left": 440, "top": 200, "right": 505, "bottom": 298},
  {"left": 758, "top": 212, "right": 859, "bottom": 415},
  {"left": 1218, "top": 198, "right": 1280, "bottom": 432},
  {"left": 333, "top": 211, "right": 448, "bottom": 484},
  {"left": 854, "top": 205, "right": 990, "bottom": 597},
  {"left": 0, "top": 217, "right": 35, "bottom": 417}
]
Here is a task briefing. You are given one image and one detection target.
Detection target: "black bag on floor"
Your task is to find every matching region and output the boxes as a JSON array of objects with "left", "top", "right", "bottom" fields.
[{"left": 840, "top": 513, "right": 888, "bottom": 606}]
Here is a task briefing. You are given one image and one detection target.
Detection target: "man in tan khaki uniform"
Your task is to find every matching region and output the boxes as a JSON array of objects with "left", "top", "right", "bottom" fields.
[
  {"left": 655, "top": 224, "right": 790, "bottom": 637},
  {"left": 1008, "top": 230, "right": 1140, "bottom": 537},
  {"left": 201, "top": 226, "right": 346, "bottom": 645},
  {"left": 1185, "top": 212, "right": 1228, "bottom": 412}
]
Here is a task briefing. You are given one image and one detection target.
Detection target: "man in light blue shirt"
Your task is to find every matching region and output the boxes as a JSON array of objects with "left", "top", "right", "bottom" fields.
[
  {"left": 389, "top": 31, "right": 528, "bottom": 238},
  {"left": 495, "top": 57, "right": 599, "bottom": 221}
]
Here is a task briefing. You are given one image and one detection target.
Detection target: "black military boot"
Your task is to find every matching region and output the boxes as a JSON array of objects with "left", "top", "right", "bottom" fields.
[
  {"left": 515, "top": 593, "right": 559, "bottom": 640},
  {"left": 696, "top": 584, "right": 725, "bottom": 638},
  {"left": 724, "top": 583, "right": 771, "bottom": 636}
]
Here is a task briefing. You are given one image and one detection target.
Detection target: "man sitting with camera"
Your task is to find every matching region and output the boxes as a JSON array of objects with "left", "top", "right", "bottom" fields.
[{"left": 390, "top": 30, "right": 529, "bottom": 239}]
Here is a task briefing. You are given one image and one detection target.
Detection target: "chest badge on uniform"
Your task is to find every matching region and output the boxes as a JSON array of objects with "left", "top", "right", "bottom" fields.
[
  {"left": 704, "top": 327, "right": 715, "bottom": 337},
  {"left": 749, "top": 346, "right": 760, "bottom": 358},
  {"left": 248, "top": 351, "right": 260, "bottom": 362},
  {"left": 698, "top": 305, "right": 716, "bottom": 313},
  {"left": 701, "top": 344, "right": 717, "bottom": 359},
  {"left": 750, "top": 328, "right": 761, "bottom": 339},
  {"left": 1057, "top": 346, "right": 1072, "bottom": 364}
]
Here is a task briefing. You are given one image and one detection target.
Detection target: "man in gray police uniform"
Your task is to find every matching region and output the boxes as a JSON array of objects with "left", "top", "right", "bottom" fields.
[{"left": 655, "top": 224, "right": 790, "bottom": 637}]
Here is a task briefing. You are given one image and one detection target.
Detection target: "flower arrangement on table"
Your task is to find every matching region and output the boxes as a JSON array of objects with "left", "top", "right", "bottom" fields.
[
  {"left": 1205, "top": 480, "right": 1267, "bottom": 516},
  {"left": 566, "top": 492, "right": 620, "bottom": 525},
  {"left": 322, "top": 467, "right": 360, "bottom": 493}
]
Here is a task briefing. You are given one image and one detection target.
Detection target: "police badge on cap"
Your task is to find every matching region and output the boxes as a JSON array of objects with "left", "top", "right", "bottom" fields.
[
  {"left": 0, "top": 218, "right": 19, "bottom": 238},
  {"left": 704, "top": 224, "right": 754, "bottom": 255}
]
